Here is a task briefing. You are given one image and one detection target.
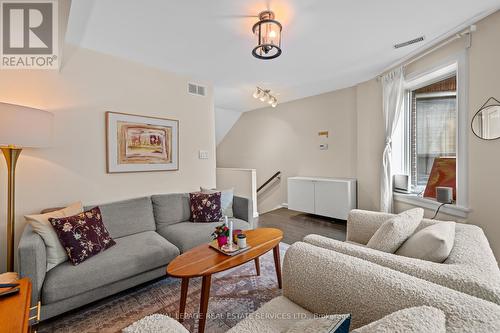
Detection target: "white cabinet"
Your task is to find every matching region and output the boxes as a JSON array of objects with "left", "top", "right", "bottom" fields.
[
  {"left": 288, "top": 178, "right": 315, "bottom": 214},
  {"left": 287, "top": 177, "right": 357, "bottom": 220}
]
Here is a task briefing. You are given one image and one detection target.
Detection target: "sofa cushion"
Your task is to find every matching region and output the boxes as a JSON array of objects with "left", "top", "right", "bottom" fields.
[
  {"left": 396, "top": 222, "right": 456, "bottom": 263},
  {"left": 366, "top": 208, "right": 423, "bottom": 253},
  {"left": 351, "top": 306, "right": 446, "bottom": 333},
  {"left": 49, "top": 207, "right": 116, "bottom": 265},
  {"left": 157, "top": 218, "right": 251, "bottom": 253},
  {"left": 42, "top": 231, "right": 179, "bottom": 304},
  {"left": 95, "top": 197, "right": 156, "bottom": 238},
  {"left": 151, "top": 193, "right": 191, "bottom": 227}
]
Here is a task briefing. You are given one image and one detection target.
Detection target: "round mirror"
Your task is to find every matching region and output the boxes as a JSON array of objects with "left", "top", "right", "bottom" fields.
[{"left": 472, "top": 103, "right": 500, "bottom": 140}]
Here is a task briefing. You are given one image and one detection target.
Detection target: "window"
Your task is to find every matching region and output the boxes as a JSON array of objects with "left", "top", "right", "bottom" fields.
[
  {"left": 392, "top": 53, "right": 469, "bottom": 216},
  {"left": 410, "top": 76, "right": 457, "bottom": 189}
]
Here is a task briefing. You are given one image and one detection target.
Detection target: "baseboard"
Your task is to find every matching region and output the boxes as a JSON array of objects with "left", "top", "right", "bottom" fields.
[{"left": 259, "top": 204, "right": 288, "bottom": 215}]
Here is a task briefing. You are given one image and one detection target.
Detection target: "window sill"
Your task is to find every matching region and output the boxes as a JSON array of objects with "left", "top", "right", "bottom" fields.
[{"left": 393, "top": 192, "right": 471, "bottom": 219}]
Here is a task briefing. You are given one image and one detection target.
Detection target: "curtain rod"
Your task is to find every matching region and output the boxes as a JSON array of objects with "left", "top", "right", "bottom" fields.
[{"left": 377, "top": 7, "right": 499, "bottom": 80}]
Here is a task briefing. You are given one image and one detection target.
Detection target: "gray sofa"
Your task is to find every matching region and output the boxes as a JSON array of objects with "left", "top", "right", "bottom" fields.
[{"left": 18, "top": 193, "right": 254, "bottom": 320}]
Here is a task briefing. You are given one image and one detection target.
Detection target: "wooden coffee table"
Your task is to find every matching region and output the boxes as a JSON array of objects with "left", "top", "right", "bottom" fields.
[{"left": 166, "top": 227, "right": 283, "bottom": 333}]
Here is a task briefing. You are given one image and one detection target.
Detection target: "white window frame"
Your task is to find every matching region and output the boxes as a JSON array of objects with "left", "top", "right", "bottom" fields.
[{"left": 393, "top": 51, "right": 470, "bottom": 218}]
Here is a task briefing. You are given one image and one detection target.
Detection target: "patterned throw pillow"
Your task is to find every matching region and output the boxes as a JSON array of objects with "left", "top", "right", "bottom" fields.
[
  {"left": 189, "top": 192, "right": 222, "bottom": 222},
  {"left": 24, "top": 201, "right": 84, "bottom": 271},
  {"left": 200, "top": 187, "right": 234, "bottom": 217},
  {"left": 49, "top": 207, "right": 116, "bottom": 265}
]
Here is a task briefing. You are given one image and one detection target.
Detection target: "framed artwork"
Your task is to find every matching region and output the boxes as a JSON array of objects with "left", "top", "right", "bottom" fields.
[
  {"left": 423, "top": 157, "right": 456, "bottom": 201},
  {"left": 106, "top": 112, "right": 179, "bottom": 173}
]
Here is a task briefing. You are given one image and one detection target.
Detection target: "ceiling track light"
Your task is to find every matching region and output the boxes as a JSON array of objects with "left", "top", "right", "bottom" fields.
[{"left": 253, "top": 86, "right": 278, "bottom": 108}]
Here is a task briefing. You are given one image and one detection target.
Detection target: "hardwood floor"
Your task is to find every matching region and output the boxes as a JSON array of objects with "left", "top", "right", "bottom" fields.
[{"left": 256, "top": 208, "right": 346, "bottom": 245}]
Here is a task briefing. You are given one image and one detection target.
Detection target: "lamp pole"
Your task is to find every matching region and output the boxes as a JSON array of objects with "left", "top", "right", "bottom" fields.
[{"left": 2, "top": 146, "right": 22, "bottom": 272}]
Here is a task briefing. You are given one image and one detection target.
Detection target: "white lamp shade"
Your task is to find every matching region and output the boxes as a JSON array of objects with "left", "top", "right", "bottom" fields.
[{"left": 0, "top": 102, "right": 53, "bottom": 148}]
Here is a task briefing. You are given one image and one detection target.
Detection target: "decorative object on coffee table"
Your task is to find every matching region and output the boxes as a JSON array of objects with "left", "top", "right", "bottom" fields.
[
  {"left": 237, "top": 234, "right": 247, "bottom": 249},
  {"left": 106, "top": 111, "right": 179, "bottom": 173},
  {"left": 167, "top": 228, "right": 283, "bottom": 333},
  {"left": 211, "top": 222, "right": 229, "bottom": 247},
  {"left": 211, "top": 219, "right": 243, "bottom": 251}
]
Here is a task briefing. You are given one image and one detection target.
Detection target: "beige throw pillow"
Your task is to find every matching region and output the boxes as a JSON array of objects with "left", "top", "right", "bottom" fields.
[
  {"left": 396, "top": 222, "right": 456, "bottom": 262},
  {"left": 25, "top": 202, "right": 83, "bottom": 271},
  {"left": 366, "top": 208, "right": 424, "bottom": 253}
]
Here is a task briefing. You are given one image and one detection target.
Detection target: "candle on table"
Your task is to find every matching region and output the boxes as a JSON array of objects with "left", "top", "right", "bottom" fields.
[{"left": 228, "top": 221, "right": 233, "bottom": 246}]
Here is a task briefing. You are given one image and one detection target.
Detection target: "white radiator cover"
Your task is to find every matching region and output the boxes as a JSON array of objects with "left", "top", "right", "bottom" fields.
[{"left": 287, "top": 177, "right": 357, "bottom": 220}]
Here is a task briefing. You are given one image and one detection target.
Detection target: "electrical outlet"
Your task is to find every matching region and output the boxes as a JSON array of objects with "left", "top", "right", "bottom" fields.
[{"left": 199, "top": 150, "right": 209, "bottom": 159}]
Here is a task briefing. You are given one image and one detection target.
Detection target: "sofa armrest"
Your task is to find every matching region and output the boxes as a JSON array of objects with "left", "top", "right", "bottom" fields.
[
  {"left": 233, "top": 196, "right": 254, "bottom": 228},
  {"left": 346, "top": 209, "right": 394, "bottom": 244},
  {"left": 282, "top": 242, "right": 500, "bottom": 331},
  {"left": 302, "top": 234, "right": 500, "bottom": 305},
  {"left": 18, "top": 224, "right": 46, "bottom": 306}
]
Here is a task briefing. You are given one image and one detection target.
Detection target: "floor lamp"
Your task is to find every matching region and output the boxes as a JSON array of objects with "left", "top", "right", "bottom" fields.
[{"left": 0, "top": 102, "right": 53, "bottom": 272}]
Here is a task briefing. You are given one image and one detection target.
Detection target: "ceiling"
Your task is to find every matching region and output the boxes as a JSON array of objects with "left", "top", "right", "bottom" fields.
[{"left": 65, "top": 0, "right": 500, "bottom": 112}]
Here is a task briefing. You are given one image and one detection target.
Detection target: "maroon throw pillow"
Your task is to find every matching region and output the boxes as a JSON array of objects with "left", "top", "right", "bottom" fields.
[
  {"left": 189, "top": 192, "right": 222, "bottom": 222},
  {"left": 49, "top": 207, "right": 116, "bottom": 265}
]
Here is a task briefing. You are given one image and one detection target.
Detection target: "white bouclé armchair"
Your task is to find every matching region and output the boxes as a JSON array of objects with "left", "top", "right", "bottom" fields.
[{"left": 303, "top": 209, "right": 500, "bottom": 304}]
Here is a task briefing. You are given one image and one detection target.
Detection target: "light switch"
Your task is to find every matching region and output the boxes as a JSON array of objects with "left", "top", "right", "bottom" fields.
[
  {"left": 199, "top": 150, "right": 209, "bottom": 159},
  {"left": 319, "top": 144, "right": 328, "bottom": 150}
]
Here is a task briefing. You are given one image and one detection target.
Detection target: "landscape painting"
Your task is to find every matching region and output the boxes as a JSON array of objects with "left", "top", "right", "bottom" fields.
[{"left": 106, "top": 112, "right": 178, "bottom": 173}]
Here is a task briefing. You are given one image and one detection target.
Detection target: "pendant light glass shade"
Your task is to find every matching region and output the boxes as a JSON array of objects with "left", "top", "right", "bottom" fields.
[{"left": 252, "top": 11, "right": 282, "bottom": 60}]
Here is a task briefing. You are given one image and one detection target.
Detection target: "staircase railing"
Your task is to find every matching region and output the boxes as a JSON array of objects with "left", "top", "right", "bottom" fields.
[{"left": 257, "top": 171, "right": 281, "bottom": 193}]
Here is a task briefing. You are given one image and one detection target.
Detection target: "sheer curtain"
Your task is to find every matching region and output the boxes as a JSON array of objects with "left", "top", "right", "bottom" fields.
[{"left": 380, "top": 67, "right": 405, "bottom": 213}]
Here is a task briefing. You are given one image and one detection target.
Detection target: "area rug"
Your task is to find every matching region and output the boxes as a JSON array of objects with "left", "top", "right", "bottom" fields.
[{"left": 38, "top": 244, "right": 288, "bottom": 333}]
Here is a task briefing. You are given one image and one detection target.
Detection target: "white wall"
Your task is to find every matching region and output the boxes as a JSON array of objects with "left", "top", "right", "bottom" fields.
[
  {"left": 216, "top": 168, "right": 258, "bottom": 218},
  {"left": 215, "top": 107, "right": 241, "bottom": 145},
  {"left": 0, "top": 45, "right": 216, "bottom": 272},
  {"left": 217, "top": 87, "right": 358, "bottom": 214}
]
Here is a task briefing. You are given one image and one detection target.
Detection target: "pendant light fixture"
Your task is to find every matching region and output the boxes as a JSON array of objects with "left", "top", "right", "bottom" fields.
[{"left": 252, "top": 10, "right": 282, "bottom": 60}]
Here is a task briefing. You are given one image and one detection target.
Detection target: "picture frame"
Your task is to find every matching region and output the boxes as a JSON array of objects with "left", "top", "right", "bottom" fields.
[{"left": 106, "top": 111, "right": 179, "bottom": 173}]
